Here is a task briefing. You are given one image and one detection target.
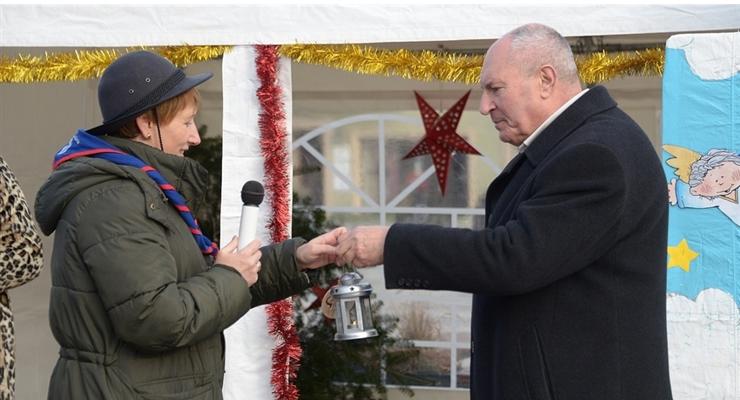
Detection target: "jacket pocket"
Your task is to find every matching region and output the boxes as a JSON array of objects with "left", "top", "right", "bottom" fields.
[
  {"left": 135, "top": 374, "right": 215, "bottom": 400},
  {"left": 518, "top": 326, "right": 555, "bottom": 400}
]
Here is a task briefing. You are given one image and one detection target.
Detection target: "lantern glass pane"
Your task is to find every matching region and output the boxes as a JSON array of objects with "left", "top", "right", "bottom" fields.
[
  {"left": 345, "top": 299, "right": 359, "bottom": 331},
  {"left": 361, "top": 297, "right": 373, "bottom": 328},
  {"left": 334, "top": 303, "right": 344, "bottom": 334}
]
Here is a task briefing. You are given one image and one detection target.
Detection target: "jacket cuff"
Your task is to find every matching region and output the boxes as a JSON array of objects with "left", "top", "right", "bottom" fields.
[
  {"left": 210, "top": 264, "right": 252, "bottom": 328},
  {"left": 290, "top": 237, "right": 308, "bottom": 272}
]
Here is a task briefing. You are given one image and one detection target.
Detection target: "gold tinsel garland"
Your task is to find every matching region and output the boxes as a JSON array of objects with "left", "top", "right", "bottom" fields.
[
  {"left": 0, "top": 46, "right": 230, "bottom": 83},
  {"left": 0, "top": 44, "right": 663, "bottom": 85},
  {"left": 576, "top": 48, "right": 664, "bottom": 85},
  {"left": 280, "top": 44, "right": 665, "bottom": 85},
  {"left": 279, "top": 44, "right": 485, "bottom": 84}
]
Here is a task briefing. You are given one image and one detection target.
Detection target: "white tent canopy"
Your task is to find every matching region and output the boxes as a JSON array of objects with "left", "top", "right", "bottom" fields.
[
  {"left": 3, "top": 4, "right": 740, "bottom": 400},
  {"left": 1, "top": 5, "right": 739, "bottom": 46}
]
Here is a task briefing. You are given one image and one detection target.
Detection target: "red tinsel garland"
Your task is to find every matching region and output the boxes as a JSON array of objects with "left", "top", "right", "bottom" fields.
[{"left": 254, "top": 44, "right": 301, "bottom": 400}]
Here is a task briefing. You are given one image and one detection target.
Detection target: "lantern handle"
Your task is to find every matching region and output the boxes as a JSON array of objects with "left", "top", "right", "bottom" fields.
[
  {"left": 342, "top": 262, "right": 363, "bottom": 278},
  {"left": 339, "top": 268, "right": 364, "bottom": 286}
]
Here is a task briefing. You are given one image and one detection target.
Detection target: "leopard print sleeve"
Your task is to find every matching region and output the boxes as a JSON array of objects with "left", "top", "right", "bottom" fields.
[{"left": 0, "top": 157, "right": 43, "bottom": 290}]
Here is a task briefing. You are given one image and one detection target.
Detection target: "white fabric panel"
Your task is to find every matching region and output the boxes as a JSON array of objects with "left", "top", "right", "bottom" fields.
[
  {"left": 1, "top": 5, "right": 739, "bottom": 46},
  {"left": 220, "top": 45, "right": 273, "bottom": 400},
  {"left": 220, "top": 45, "right": 294, "bottom": 400}
]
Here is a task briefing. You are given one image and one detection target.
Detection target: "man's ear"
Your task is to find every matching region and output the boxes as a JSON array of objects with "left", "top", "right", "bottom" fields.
[{"left": 539, "top": 65, "right": 556, "bottom": 98}]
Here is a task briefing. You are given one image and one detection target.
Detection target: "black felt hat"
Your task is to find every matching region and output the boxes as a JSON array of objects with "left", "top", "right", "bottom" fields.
[{"left": 87, "top": 51, "right": 212, "bottom": 136}]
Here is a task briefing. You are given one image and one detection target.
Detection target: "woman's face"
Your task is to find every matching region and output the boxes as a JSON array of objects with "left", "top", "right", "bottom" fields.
[
  {"left": 136, "top": 101, "right": 201, "bottom": 157},
  {"left": 157, "top": 102, "right": 201, "bottom": 157}
]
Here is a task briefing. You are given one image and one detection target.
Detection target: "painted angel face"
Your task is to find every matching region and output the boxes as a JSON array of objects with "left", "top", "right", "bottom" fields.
[{"left": 691, "top": 162, "right": 740, "bottom": 197}]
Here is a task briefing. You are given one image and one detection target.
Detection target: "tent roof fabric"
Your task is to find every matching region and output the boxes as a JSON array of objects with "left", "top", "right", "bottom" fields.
[{"left": 1, "top": 5, "right": 739, "bottom": 47}]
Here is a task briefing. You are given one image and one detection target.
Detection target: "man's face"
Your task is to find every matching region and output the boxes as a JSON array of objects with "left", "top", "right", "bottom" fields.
[
  {"left": 478, "top": 37, "right": 542, "bottom": 146},
  {"left": 691, "top": 162, "right": 740, "bottom": 197}
]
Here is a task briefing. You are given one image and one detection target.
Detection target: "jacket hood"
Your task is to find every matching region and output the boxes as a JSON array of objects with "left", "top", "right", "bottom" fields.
[{"left": 35, "top": 135, "right": 209, "bottom": 235}]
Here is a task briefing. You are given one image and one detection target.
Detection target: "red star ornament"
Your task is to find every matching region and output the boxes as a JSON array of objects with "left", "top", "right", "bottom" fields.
[
  {"left": 403, "top": 90, "right": 481, "bottom": 195},
  {"left": 305, "top": 278, "right": 338, "bottom": 312}
]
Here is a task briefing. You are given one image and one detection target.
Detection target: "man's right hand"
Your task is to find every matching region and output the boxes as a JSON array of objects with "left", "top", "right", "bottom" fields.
[
  {"left": 215, "top": 236, "right": 262, "bottom": 287},
  {"left": 336, "top": 226, "right": 389, "bottom": 268}
]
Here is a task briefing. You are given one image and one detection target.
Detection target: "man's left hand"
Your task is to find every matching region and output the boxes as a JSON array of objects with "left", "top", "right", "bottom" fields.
[{"left": 336, "top": 226, "right": 389, "bottom": 267}]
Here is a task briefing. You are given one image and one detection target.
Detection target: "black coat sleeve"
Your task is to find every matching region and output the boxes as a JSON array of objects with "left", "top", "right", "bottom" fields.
[{"left": 384, "top": 143, "right": 627, "bottom": 295}]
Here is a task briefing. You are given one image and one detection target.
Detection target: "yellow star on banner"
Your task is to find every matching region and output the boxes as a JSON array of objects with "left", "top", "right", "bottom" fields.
[{"left": 667, "top": 239, "right": 699, "bottom": 272}]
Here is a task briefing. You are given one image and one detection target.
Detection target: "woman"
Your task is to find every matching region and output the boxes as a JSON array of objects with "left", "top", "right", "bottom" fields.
[
  {"left": 0, "top": 156, "right": 44, "bottom": 399},
  {"left": 34, "top": 51, "right": 343, "bottom": 399}
]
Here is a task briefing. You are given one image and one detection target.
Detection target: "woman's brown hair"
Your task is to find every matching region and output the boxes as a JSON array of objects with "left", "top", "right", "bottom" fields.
[{"left": 114, "top": 88, "right": 201, "bottom": 138}]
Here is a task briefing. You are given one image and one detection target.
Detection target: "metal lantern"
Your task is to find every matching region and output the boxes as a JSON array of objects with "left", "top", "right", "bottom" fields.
[{"left": 331, "top": 271, "right": 378, "bottom": 341}]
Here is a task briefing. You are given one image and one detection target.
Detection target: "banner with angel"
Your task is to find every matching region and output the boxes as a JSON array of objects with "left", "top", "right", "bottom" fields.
[{"left": 662, "top": 32, "right": 740, "bottom": 399}]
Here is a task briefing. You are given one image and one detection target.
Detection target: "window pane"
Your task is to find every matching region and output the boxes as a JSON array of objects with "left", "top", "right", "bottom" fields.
[
  {"left": 456, "top": 348, "right": 471, "bottom": 388},
  {"left": 388, "top": 348, "right": 451, "bottom": 388},
  {"left": 395, "top": 301, "right": 448, "bottom": 341},
  {"left": 387, "top": 213, "right": 451, "bottom": 226},
  {"left": 456, "top": 214, "right": 486, "bottom": 229},
  {"left": 325, "top": 212, "right": 380, "bottom": 227},
  {"left": 454, "top": 307, "right": 472, "bottom": 344},
  {"left": 292, "top": 65, "right": 489, "bottom": 392}
]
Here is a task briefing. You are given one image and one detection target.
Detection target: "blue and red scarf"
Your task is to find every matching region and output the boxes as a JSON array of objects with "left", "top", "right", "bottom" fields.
[{"left": 54, "top": 129, "right": 218, "bottom": 256}]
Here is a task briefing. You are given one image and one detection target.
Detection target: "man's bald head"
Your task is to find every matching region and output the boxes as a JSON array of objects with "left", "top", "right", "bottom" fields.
[
  {"left": 492, "top": 23, "right": 581, "bottom": 87},
  {"left": 479, "top": 23, "right": 583, "bottom": 146}
]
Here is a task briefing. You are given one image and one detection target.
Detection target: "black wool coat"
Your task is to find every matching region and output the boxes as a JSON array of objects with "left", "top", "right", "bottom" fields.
[{"left": 384, "top": 86, "right": 672, "bottom": 400}]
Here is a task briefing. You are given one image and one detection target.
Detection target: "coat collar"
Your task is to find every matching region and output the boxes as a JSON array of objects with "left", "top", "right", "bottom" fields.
[
  {"left": 102, "top": 136, "right": 209, "bottom": 210},
  {"left": 522, "top": 85, "right": 616, "bottom": 166}
]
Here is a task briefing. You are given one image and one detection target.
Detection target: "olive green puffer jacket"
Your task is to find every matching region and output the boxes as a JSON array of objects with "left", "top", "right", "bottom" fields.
[{"left": 35, "top": 136, "right": 312, "bottom": 400}]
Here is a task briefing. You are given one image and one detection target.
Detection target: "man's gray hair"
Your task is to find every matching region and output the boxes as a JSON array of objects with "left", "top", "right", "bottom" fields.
[
  {"left": 507, "top": 23, "right": 580, "bottom": 84},
  {"left": 689, "top": 149, "right": 740, "bottom": 193}
]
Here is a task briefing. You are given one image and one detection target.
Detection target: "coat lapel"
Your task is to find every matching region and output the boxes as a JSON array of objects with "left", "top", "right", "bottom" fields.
[
  {"left": 485, "top": 86, "right": 617, "bottom": 225},
  {"left": 485, "top": 151, "right": 526, "bottom": 219},
  {"left": 525, "top": 86, "right": 617, "bottom": 167}
]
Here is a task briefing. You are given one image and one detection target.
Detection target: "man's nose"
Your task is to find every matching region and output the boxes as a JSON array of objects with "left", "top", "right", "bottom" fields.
[{"left": 479, "top": 92, "right": 494, "bottom": 115}]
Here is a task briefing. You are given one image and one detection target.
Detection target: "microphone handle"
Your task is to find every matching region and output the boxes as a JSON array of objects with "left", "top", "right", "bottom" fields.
[{"left": 238, "top": 205, "right": 259, "bottom": 250}]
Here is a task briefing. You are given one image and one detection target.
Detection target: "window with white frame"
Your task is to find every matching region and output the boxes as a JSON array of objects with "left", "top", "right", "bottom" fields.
[
  {"left": 291, "top": 63, "right": 512, "bottom": 390},
  {"left": 290, "top": 57, "right": 662, "bottom": 393}
]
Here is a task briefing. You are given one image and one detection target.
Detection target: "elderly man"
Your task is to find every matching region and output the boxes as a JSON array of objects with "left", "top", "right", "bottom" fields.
[{"left": 338, "top": 23, "right": 672, "bottom": 399}]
